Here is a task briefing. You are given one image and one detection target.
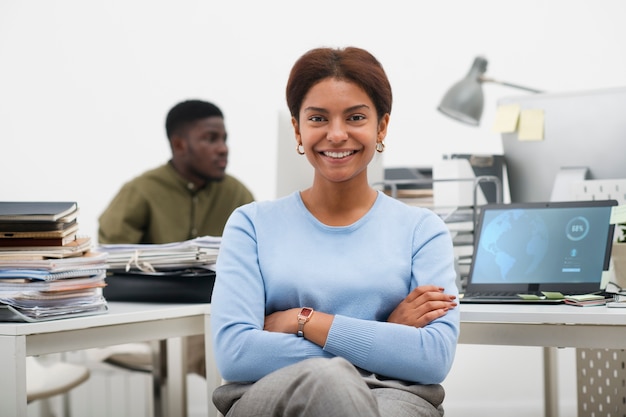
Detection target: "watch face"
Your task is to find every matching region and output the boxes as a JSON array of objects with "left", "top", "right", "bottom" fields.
[{"left": 300, "top": 307, "right": 313, "bottom": 318}]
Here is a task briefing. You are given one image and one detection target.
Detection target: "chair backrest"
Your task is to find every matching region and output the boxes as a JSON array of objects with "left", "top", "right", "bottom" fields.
[{"left": 26, "top": 356, "right": 90, "bottom": 403}]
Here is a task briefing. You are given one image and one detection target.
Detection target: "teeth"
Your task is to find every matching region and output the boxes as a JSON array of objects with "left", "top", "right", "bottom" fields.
[{"left": 323, "top": 151, "right": 354, "bottom": 159}]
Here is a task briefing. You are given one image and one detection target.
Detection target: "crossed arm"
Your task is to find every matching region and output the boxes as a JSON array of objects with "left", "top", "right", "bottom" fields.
[{"left": 264, "top": 285, "right": 457, "bottom": 347}]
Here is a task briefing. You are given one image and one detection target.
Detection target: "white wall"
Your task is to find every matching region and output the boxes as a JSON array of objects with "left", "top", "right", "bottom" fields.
[
  {"left": 2, "top": 0, "right": 625, "bottom": 240},
  {"left": 2, "top": 1, "right": 625, "bottom": 415}
]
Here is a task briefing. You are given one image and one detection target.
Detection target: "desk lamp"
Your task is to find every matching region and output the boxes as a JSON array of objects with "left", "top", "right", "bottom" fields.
[{"left": 438, "top": 56, "right": 543, "bottom": 126}]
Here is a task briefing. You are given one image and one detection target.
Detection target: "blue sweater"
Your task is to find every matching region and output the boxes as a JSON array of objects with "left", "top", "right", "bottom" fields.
[{"left": 211, "top": 191, "right": 459, "bottom": 384}]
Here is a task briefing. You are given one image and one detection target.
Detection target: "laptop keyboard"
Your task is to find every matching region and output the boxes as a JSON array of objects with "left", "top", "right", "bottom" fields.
[{"left": 463, "top": 292, "right": 524, "bottom": 299}]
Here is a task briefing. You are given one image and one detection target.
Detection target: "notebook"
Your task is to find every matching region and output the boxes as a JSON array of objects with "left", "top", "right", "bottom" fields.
[{"left": 460, "top": 199, "right": 617, "bottom": 304}]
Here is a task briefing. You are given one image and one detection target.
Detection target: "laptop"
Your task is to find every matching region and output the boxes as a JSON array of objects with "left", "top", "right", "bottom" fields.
[{"left": 460, "top": 199, "right": 617, "bottom": 304}]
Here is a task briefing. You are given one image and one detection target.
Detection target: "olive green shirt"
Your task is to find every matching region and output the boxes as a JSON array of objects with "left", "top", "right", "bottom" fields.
[{"left": 98, "top": 163, "right": 254, "bottom": 244}]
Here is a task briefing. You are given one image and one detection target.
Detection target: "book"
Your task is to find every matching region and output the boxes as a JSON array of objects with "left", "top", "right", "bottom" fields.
[
  {"left": 0, "top": 234, "right": 77, "bottom": 247},
  {"left": 0, "top": 202, "right": 77, "bottom": 222},
  {"left": 0, "top": 268, "right": 106, "bottom": 282},
  {"left": 0, "top": 223, "right": 79, "bottom": 239},
  {"left": 0, "top": 236, "right": 92, "bottom": 259},
  {"left": 0, "top": 219, "right": 77, "bottom": 236},
  {"left": 0, "top": 217, "right": 78, "bottom": 233},
  {"left": 0, "top": 250, "right": 107, "bottom": 271},
  {"left": 563, "top": 294, "right": 608, "bottom": 307}
]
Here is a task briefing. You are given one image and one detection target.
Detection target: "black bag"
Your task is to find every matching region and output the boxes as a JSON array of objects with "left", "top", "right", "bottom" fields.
[{"left": 103, "top": 268, "right": 215, "bottom": 303}]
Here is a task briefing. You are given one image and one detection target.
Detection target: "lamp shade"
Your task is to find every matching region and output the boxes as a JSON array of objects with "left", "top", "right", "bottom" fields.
[{"left": 438, "top": 56, "right": 488, "bottom": 126}]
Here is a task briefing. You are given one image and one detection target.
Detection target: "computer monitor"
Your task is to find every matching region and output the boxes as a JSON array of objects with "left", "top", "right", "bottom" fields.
[{"left": 499, "top": 87, "right": 626, "bottom": 203}]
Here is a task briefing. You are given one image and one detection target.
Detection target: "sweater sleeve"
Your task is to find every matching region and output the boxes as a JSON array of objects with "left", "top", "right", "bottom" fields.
[{"left": 210, "top": 205, "right": 333, "bottom": 382}]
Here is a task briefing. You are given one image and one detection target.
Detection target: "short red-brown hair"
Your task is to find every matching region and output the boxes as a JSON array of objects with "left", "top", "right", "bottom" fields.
[{"left": 286, "top": 47, "right": 392, "bottom": 123}]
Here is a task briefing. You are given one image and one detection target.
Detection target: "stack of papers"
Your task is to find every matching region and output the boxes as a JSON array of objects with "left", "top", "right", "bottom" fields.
[
  {"left": 97, "top": 236, "right": 221, "bottom": 273},
  {"left": 0, "top": 251, "right": 109, "bottom": 322},
  {"left": 0, "top": 202, "right": 108, "bottom": 321}
]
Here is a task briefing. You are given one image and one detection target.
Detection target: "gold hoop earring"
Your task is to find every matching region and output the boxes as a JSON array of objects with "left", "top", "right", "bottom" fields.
[
  {"left": 296, "top": 144, "right": 305, "bottom": 155},
  {"left": 375, "top": 141, "right": 385, "bottom": 153}
]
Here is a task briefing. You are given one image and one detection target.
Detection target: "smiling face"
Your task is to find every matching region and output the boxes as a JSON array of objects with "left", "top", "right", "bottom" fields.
[{"left": 292, "top": 77, "right": 389, "bottom": 186}]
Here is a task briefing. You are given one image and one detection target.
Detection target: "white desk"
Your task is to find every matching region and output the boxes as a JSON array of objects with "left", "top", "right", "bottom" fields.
[
  {"left": 459, "top": 303, "right": 626, "bottom": 417},
  {"left": 0, "top": 301, "right": 213, "bottom": 417}
]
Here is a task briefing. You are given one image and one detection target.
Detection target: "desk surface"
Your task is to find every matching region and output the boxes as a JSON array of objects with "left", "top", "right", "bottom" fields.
[
  {"left": 0, "top": 302, "right": 210, "bottom": 337},
  {"left": 459, "top": 303, "right": 626, "bottom": 351},
  {"left": 460, "top": 303, "right": 626, "bottom": 326}
]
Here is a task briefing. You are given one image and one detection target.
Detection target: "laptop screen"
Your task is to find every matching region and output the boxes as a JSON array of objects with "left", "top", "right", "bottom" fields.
[{"left": 467, "top": 200, "right": 616, "bottom": 294}]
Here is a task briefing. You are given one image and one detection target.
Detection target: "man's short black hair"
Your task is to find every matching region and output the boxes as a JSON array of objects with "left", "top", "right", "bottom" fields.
[{"left": 165, "top": 99, "right": 224, "bottom": 140}]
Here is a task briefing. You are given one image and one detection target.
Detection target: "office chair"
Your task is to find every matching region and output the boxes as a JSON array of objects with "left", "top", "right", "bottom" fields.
[
  {"left": 86, "top": 342, "right": 154, "bottom": 373},
  {"left": 26, "top": 356, "right": 90, "bottom": 417}
]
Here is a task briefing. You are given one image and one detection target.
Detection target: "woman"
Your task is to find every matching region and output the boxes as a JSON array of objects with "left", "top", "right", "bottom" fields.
[{"left": 211, "top": 46, "right": 459, "bottom": 417}]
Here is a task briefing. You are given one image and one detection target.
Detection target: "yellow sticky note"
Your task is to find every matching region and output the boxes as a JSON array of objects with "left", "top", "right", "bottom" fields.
[
  {"left": 492, "top": 104, "right": 521, "bottom": 133},
  {"left": 541, "top": 291, "right": 565, "bottom": 300},
  {"left": 517, "top": 294, "right": 543, "bottom": 300},
  {"left": 518, "top": 109, "right": 544, "bottom": 141},
  {"left": 610, "top": 205, "right": 626, "bottom": 225}
]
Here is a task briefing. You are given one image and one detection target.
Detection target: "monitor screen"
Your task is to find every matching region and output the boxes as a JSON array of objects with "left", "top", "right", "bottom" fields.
[{"left": 499, "top": 87, "right": 626, "bottom": 203}]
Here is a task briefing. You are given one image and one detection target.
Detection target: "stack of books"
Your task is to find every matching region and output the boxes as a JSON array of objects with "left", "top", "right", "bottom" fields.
[
  {"left": 0, "top": 202, "right": 92, "bottom": 259},
  {"left": 0, "top": 202, "right": 108, "bottom": 322}
]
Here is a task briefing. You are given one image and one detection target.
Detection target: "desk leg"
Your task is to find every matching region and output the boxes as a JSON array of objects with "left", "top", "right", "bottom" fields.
[
  {"left": 543, "top": 347, "right": 559, "bottom": 417},
  {"left": 205, "top": 315, "right": 220, "bottom": 417},
  {"left": 0, "top": 335, "right": 28, "bottom": 416},
  {"left": 152, "top": 338, "right": 188, "bottom": 417},
  {"left": 151, "top": 340, "right": 165, "bottom": 417},
  {"left": 166, "top": 337, "right": 188, "bottom": 417}
]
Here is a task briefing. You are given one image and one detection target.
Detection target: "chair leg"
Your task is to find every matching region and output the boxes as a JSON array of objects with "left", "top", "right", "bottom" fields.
[{"left": 36, "top": 397, "right": 56, "bottom": 417}]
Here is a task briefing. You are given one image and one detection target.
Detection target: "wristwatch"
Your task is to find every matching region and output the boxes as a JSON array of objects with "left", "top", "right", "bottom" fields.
[{"left": 297, "top": 307, "right": 314, "bottom": 337}]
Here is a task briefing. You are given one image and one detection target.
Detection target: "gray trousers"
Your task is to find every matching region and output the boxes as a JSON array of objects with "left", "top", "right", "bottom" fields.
[{"left": 213, "top": 357, "right": 445, "bottom": 417}]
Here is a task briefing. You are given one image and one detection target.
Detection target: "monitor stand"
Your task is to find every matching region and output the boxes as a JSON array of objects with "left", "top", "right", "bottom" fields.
[{"left": 549, "top": 167, "right": 589, "bottom": 202}]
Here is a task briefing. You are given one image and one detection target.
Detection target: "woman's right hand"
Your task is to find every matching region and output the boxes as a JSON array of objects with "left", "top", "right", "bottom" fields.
[{"left": 387, "top": 285, "right": 457, "bottom": 328}]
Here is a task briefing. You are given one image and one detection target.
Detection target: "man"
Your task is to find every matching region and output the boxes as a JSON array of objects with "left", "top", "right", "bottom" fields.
[
  {"left": 98, "top": 99, "right": 254, "bottom": 376},
  {"left": 99, "top": 99, "right": 254, "bottom": 244}
]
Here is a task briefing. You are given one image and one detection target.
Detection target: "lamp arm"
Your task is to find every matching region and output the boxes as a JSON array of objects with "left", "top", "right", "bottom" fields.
[{"left": 479, "top": 76, "right": 544, "bottom": 94}]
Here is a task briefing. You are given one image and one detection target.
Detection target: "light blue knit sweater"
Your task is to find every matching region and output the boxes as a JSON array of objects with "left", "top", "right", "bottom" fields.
[{"left": 211, "top": 191, "right": 459, "bottom": 385}]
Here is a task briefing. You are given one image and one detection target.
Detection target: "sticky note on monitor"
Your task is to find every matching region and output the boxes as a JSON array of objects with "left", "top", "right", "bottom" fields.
[
  {"left": 492, "top": 104, "right": 520, "bottom": 133},
  {"left": 518, "top": 109, "right": 544, "bottom": 141}
]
